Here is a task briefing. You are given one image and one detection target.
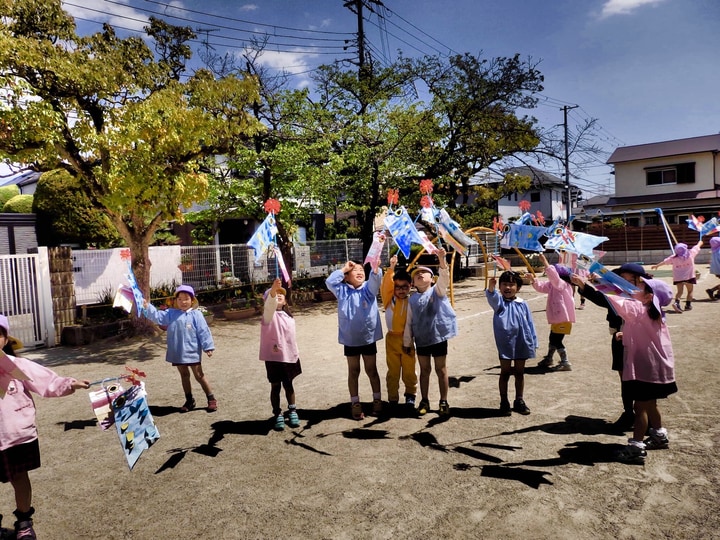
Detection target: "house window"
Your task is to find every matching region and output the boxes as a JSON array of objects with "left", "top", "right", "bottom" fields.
[
  {"left": 645, "top": 162, "right": 695, "bottom": 186},
  {"left": 644, "top": 216, "right": 658, "bottom": 226},
  {"left": 626, "top": 217, "right": 640, "bottom": 227},
  {"left": 530, "top": 191, "right": 540, "bottom": 202}
]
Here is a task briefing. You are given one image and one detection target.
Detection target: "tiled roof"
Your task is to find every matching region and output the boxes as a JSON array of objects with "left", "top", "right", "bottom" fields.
[{"left": 608, "top": 134, "right": 720, "bottom": 164}]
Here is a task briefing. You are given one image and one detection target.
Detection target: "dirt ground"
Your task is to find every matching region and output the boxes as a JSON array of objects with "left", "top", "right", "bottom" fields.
[{"left": 4, "top": 270, "right": 720, "bottom": 539}]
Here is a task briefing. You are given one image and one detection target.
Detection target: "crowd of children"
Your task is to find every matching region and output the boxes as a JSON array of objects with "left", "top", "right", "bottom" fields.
[{"left": 2, "top": 239, "right": 716, "bottom": 535}]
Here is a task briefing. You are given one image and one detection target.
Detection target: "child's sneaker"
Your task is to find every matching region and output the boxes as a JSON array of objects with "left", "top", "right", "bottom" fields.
[
  {"left": 684, "top": 301, "right": 692, "bottom": 311},
  {"left": 513, "top": 398, "right": 531, "bottom": 415},
  {"left": 14, "top": 521, "right": 36, "bottom": 540},
  {"left": 499, "top": 399, "right": 512, "bottom": 416},
  {"left": 672, "top": 300, "right": 683, "bottom": 313},
  {"left": 438, "top": 400, "right": 450, "bottom": 416},
  {"left": 404, "top": 394, "right": 416, "bottom": 407},
  {"left": 273, "top": 414, "right": 285, "bottom": 431},
  {"left": 537, "top": 357, "right": 553, "bottom": 368},
  {"left": 207, "top": 398, "right": 218, "bottom": 412},
  {"left": 615, "top": 443, "right": 647, "bottom": 464},
  {"left": 707, "top": 289, "right": 716, "bottom": 301},
  {"left": 551, "top": 361, "right": 572, "bottom": 372},
  {"left": 644, "top": 429, "right": 669, "bottom": 450},
  {"left": 351, "top": 402, "right": 364, "bottom": 421},
  {"left": 372, "top": 399, "right": 383, "bottom": 416},
  {"left": 287, "top": 410, "right": 300, "bottom": 428},
  {"left": 180, "top": 397, "right": 196, "bottom": 413},
  {"left": 417, "top": 399, "right": 430, "bottom": 416}
]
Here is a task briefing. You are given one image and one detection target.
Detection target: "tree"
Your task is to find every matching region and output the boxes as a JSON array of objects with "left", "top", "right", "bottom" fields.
[{"left": 0, "top": 1, "right": 262, "bottom": 296}]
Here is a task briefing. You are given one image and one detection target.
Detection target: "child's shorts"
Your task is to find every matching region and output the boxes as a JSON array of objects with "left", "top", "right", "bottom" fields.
[
  {"left": 416, "top": 340, "right": 448, "bottom": 358},
  {"left": 0, "top": 439, "right": 40, "bottom": 483},
  {"left": 265, "top": 359, "right": 303, "bottom": 385},
  {"left": 550, "top": 322, "right": 572, "bottom": 334},
  {"left": 344, "top": 343, "right": 378, "bottom": 357}
]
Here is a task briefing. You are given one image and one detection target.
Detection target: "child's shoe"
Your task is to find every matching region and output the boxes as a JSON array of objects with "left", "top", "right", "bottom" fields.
[
  {"left": 684, "top": 301, "right": 692, "bottom": 311},
  {"left": 551, "top": 361, "right": 572, "bottom": 372},
  {"left": 615, "top": 442, "right": 647, "bottom": 464},
  {"left": 644, "top": 428, "right": 669, "bottom": 450},
  {"left": 707, "top": 289, "right": 716, "bottom": 301},
  {"left": 417, "top": 399, "right": 430, "bottom": 416},
  {"left": 273, "top": 414, "right": 285, "bottom": 431},
  {"left": 287, "top": 409, "right": 300, "bottom": 428},
  {"left": 404, "top": 394, "right": 416, "bottom": 407},
  {"left": 672, "top": 300, "right": 683, "bottom": 313},
  {"left": 372, "top": 399, "right": 383, "bottom": 416},
  {"left": 14, "top": 521, "right": 36, "bottom": 540},
  {"left": 207, "top": 398, "right": 218, "bottom": 412},
  {"left": 351, "top": 402, "right": 365, "bottom": 421},
  {"left": 180, "top": 397, "right": 196, "bottom": 413},
  {"left": 512, "top": 398, "right": 531, "bottom": 415},
  {"left": 438, "top": 400, "right": 450, "bottom": 416},
  {"left": 537, "top": 355, "right": 554, "bottom": 368},
  {"left": 499, "top": 399, "right": 512, "bottom": 416}
]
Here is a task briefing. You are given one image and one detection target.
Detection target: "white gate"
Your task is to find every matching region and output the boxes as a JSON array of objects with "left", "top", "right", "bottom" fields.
[{"left": 0, "top": 247, "right": 53, "bottom": 348}]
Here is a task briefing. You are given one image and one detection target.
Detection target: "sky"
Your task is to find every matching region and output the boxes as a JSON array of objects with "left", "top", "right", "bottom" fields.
[{"left": 29, "top": 0, "right": 720, "bottom": 199}]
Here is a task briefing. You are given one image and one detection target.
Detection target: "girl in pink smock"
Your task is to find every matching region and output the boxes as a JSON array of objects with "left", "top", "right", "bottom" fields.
[
  {"left": 651, "top": 240, "right": 703, "bottom": 312},
  {"left": 260, "top": 279, "right": 302, "bottom": 431}
]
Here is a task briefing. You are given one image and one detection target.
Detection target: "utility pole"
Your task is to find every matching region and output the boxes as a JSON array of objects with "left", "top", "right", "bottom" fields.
[
  {"left": 562, "top": 105, "right": 579, "bottom": 223},
  {"left": 344, "top": 0, "right": 384, "bottom": 84}
]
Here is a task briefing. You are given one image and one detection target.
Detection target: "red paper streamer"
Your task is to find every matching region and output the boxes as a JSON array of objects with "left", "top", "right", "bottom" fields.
[
  {"left": 264, "top": 198, "right": 281, "bottom": 214},
  {"left": 420, "top": 195, "right": 433, "bottom": 208},
  {"left": 419, "top": 179, "right": 433, "bottom": 195},
  {"left": 387, "top": 188, "right": 399, "bottom": 205}
]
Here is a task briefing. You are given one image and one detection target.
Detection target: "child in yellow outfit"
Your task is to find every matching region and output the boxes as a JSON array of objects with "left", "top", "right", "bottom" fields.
[{"left": 380, "top": 255, "right": 418, "bottom": 409}]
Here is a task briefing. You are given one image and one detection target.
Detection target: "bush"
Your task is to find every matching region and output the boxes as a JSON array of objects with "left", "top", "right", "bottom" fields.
[
  {"left": 2, "top": 194, "right": 33, "bottom": 213},
  {"left": 0, "top": 185, "right": 20, "bottom": 207}
]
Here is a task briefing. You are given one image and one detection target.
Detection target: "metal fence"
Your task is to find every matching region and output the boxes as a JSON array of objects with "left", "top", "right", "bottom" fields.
[{"left": 72, "top": 239, "right": 387, "bottom": 305}]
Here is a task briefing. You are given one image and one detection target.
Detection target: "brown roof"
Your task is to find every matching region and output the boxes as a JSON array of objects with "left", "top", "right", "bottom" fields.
[{"left": 607, "top": 134, "right": 720, "bottom": 164}]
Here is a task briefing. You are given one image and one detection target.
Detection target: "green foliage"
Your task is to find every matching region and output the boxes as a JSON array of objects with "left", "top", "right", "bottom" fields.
[
  {"left": 0, "top": 1, "right": 262, "bottom": 296},
  {"left": 0, "top": 185, "right": 20, "bottom": 206},
  {"left": 2, "top": 194, "right": 33, "bottom": 213},
  {"left": 608, "top": 217, "right": 625, "bottom": 229},
  {"left": 33, "top": 169, "right": 121, "bottom": 248},
  {"left": 452, "top": 205, "right": 498, "bottom": 230}
]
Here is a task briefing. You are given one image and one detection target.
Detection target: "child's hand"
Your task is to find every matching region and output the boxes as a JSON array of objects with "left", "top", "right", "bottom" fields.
[
  {"left": 270, "top": 278, "right": 283, "bottom": 296},
  {"left": 206, "top": 350, "right": 214, "bottom": 358},
  {"left": 437, "top": 248, "right": 447, "bottom": 268},
  {"left": 570, "top": 273, "right": 585, "bottom": 288},
  {"left": 488, "top": 277, "right": 496, "bottom": 291},
  {"left": 342, "top": 261, "right": 354, "bottom": 274},
  {"left": 143, "top": 299, "right": 149, "bottom": 309},
  {"left": 402, "top": 346, "right": 412, "bottom": 355},
  {"left": 525, "top": 273, "right": 535, "bottom": 284},
  {"left": 72, "top": 379, "right": 91, "bottom": 390},
  {"left": 390, "top": 255, "right": 398, "bottom": 269}
]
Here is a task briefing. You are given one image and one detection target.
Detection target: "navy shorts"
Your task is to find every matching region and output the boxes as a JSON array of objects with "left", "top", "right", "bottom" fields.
[
  {"left": 416, "top": 340, "right": 448, "bottom": 358},
  {"left": 344, "top": 343, "right": 378, "bottom": 357},
  {"left": 265, "top": 359, "right": 302, "bottom": 385}
]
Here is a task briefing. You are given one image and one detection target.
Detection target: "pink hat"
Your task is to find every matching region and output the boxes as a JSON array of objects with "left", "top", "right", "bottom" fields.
[
  {"left": 640, "top": 277, "right": 673, "bottom": 313},
  {"left": 674, "top": 243, "right": 689, "bottom": 259},
  {"left": 175, "top": 285, "right": 195, "bottom": 298}
]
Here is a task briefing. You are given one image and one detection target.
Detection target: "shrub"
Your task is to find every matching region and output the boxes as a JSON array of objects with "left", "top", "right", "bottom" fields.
[
  {"left": 2, "top": 194, "right": 33, "bottom": 213},
  {"left": 0, "top": 185, "right": 20, "bottom": 207}
]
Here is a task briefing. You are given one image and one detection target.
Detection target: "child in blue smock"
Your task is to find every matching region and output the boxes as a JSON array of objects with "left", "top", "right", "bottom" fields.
[
  {"left": 144, "top": 285, "right": 217, "bottom": 413},
  {"left": 486, "top": 271, "right": 538, "bottom": 415},
  {"left": 326, "top": 260, "right": 383, "bottom": 420}
]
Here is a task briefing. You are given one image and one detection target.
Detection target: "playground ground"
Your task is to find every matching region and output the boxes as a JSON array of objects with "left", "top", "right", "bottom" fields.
[{"left": 5, "top": 269, "right": 720, "bottom": 539}]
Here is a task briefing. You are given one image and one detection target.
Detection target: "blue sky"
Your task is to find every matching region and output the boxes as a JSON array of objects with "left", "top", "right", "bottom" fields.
[{"left": 52, "top": 1, "right": 720, "bottom": 198}]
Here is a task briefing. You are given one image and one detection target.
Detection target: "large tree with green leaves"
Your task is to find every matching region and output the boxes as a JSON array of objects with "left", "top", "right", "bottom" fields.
[{"left": 0, "top": 0, "right": 262, "bottom": 295}]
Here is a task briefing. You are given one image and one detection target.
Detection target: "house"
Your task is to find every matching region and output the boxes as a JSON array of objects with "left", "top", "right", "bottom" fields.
[
  {"left": 581, "top": 134, "right": 720, "bottom": 227},
  {"left": 0, "top": 170, "right": 41, "bottom": 194},
  {"left": 463, "top": 165, "right": 582, "bottom": 222}
]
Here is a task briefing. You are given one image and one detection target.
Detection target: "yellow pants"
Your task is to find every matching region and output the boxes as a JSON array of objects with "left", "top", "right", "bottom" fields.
[{"left": 385, "top": 333, "right": 418, "bottom": 401}]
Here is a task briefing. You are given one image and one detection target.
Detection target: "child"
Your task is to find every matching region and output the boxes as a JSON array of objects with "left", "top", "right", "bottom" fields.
[
  {"left": 260, "top": 278, "right": 302, "bottom": 431},
  {"left": 571, "top": 263, "right": 652, "bottom": 430},
  {"left": 486, "top": 271, "right": 538, "bottom": 415},
  {"left": 603, "top": 278, "right": 677, "bottom": 464},
  {"left": 144, "top": 285, "right": 217, "bottom": 412},
  {"left": 651, "top": 240, "right": 703, "bottom": 312},
  {"left": 0, "top": 314, "right": 90, "bottom": 539},
  {"left": 529, "top": 253, "right": 575, "bottom": 371},
  {"left": 326, "top": 260, "right": 383, "bottom": 420},
  {"left": 403, "top": 248, "right": 458, "bottom": 416},
  {"left": 706, "top": 237, "right": 720, "bottom": 300},
  {"left": 380, "top": 255, "right": 418, "bottom": 409}
]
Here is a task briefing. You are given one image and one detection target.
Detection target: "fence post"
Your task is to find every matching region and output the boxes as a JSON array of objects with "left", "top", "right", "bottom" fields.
[
  {"left": 36, "top": 246, "right": 56, "bottom": 347},
  {"left": 344, "top": 239, "right": 350, "bottom": 262}
]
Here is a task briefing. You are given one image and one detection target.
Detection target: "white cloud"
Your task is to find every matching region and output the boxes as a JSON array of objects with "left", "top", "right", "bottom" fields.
[
  {"left": 62, "top": 0, "right": 150, "bottom": 32},
  {"left": 240, "top": 4, "right": 258, "bottom": 11},
  {"left": 598, "top": 0, "right": 666, "bottom": 19}
]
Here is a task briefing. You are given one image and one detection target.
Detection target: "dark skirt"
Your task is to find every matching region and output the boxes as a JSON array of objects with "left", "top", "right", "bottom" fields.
[
  {"left": 343, "top": 343, "right": 378, "bottom": 357},
  {"left": 622, "top": 380, "right": 678, "bottom": 401},
  {"left": 0, "top": 439, "right": 40, "bottom": 483},
  {"left": 265, "top": 359, "right": 302, "bottom": 385}
]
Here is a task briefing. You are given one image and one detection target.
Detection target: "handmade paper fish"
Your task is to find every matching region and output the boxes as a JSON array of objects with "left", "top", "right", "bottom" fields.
[
  {"left": 89, "top": 383, "right": 125, "bottom": 430},
  {"left": 125, "top": 262, "right": 145, "bottom": 317},
  {"left": 490, "top": 254, "right": 512, "bottom": 271},
  {"left": 687, "top": 215, "right": 720, "bottom": 237},
  {"left": 544, "top": 227, "right": 608, "bottom": 259},
  {"left": 363, "top": 232, "right": 386, "bottom": 272},
  {"left": 499, "top": 223, "right": 546, "bottom": 252},
  {"left": 587, "top": 261, "right": 639, "bottom": 297},
  {"left": 437, "top": 209, "right": 477, "bottom": 249},
  {"left": 247, "top": 213, "right": 278, "bottom": 263},
  {"left": 384, "top": 207, "right": 426, "bottom": 259},
  {"left": 112, "top": 285, "right": 135, "bottom": 313},
  {"left": 112, "top": 382, "right": 160, "bottom": 469},
  {"left": 0, "top": 352, "right": 30, "bottom": 399}
]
